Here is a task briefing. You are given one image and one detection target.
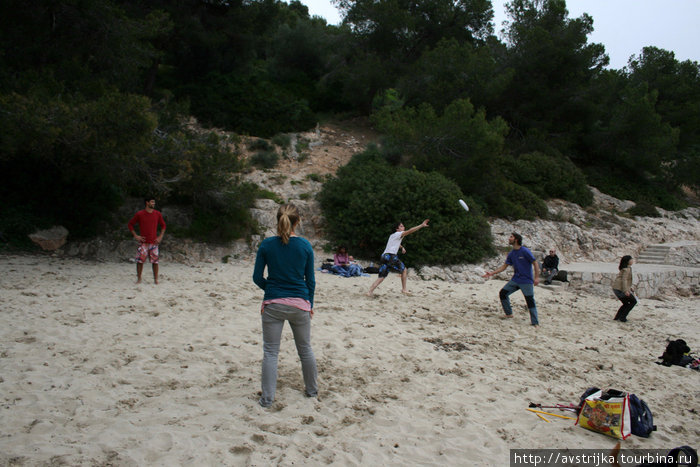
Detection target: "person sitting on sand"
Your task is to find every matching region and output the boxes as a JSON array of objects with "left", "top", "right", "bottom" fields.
[
  {"left": 367, "top": 219, "right": 429, "bottom": 296},
  {"left": 332, "top": 246, "right": 363, "bottom": 277}
]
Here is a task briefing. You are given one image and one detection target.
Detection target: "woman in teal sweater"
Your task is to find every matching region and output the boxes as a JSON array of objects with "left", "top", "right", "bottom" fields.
[{"left": 253, "top": 204, "right": 317, "bottom": 407}]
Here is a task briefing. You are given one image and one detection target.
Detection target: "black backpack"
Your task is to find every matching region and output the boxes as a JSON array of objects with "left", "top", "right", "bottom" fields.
[
  {"left": 660, "top": 339, "right": 691, "bottom": 366},
  {"left": 629, "top": 393, "right": 656, "bottom": 438}
]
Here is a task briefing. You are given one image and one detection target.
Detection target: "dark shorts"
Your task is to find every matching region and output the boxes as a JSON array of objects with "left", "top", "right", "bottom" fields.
[{"left": 378, "top": 253, "right": 405, "bottom": 278}]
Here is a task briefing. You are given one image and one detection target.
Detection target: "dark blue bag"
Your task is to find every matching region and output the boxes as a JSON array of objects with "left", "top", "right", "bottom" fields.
[{"left": 629, "top": 393, "right": 656, "bottom": 438}]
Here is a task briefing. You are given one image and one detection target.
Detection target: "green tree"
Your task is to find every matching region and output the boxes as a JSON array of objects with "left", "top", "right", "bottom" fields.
[
  {"left": 582, "top": 82, "right": 681, "bottom": 206},
  {"left": 499, "top": 0, "right": 608, "bottom": 155},
  {"left": 336, "top": 0, "right": 494, "bottom": 56},
  {"left": 0, "top": 0, "right": 167, "bottom": 94},
  {"left": 627, "top": 47, "right": 700, "bottom": 191},
  {"left": 0, "top": 90, "right": 157, "bottom": 238},
  {"left": 331, "top": 0, "right": 495, "bottom": 110},
  {"left": 372, "top": 95, "right": 549, "bottom": 218},
  {"left": 179, "top": 69, "right": 316, "bottom": 137},
  {"left": 628, "top": 47, "right": 700, "bottom": 148},
  {"left": 397, "top": 38, "right": 513, "bottom": 113}
]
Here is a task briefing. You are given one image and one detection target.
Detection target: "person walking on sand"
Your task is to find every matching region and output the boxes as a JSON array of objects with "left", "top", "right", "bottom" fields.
[
  {"left": 612, "top": 255, "right": 637, "bottom": 322},
  {"left": 253, "top": 204, "right": 317, "bottom": 407},
  {"left": 367, "top": 219, "right": 429, "bottom": 297},
  {"left": 483, "top": 233, "right": 540, "bottom": 326},
  {"left": 127, "top": 197, "right": 166, "bottom": 284}
]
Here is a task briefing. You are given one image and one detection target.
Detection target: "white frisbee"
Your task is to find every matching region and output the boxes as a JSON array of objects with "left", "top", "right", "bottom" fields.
[{"left": 458, "top": 199, "right": 469, "bottom": 212}]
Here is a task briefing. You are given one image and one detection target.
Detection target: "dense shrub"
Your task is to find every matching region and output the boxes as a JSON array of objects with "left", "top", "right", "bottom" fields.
[
  {"left": 146, "top": 126, "right": 259, "bottom": 242},
  {"left": 251, "top": 150, "right": 280, "bottom": 169},
  {"left": 0, "top": 90, "right": 156, "bottom": 239},
  {"left": 371, "top": 95, "right": 554, "bottom": 220},
  {"left": 248, "top": 138, "right": 273, "bottom": 151},
  {"left": 627, "top": 201, "right": 660, "bottom": 218},
  {"left": 271, "top": 133, "right": 292, "bottom": 149},
  {"left": 585, "top": 167, "right": 686, "bottom": 211},
  {"left": 318, "top": 149, "right": 493, "bottom": 266},
  {"left": 184, "top": 180, "right": 260, "bottom": 242},
  {"left": 509, "top": 151, "right": 593, "bottom": 207},
  {"left": 475, "top": 178, "right": 549, "bottom": 221},
  {"left": 0, "top": 89, "right": 259, "bottom": 246},
  {"left": 176, "top": 71, "right": 316, "bottom": 137}
]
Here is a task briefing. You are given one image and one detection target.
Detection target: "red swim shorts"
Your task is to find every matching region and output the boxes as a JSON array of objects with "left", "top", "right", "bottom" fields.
[{"left": 136, "top": 243, "right": 159, "bottom": 264}]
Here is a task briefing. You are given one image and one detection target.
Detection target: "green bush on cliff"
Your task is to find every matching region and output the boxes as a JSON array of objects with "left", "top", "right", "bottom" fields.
[
  {"left": 509, "top": 151, "right": 593, "bottom": 207},
  {"left": 0, "top": 89, "right": 259, "bottom": 245},
  {"left": 318, "top": 148, "right": 493, "bottom": 266}
]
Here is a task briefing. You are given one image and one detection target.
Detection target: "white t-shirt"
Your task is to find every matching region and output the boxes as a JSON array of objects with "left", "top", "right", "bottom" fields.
[{"left": 382, "top": 231, "right": 404, "bottom": 255}]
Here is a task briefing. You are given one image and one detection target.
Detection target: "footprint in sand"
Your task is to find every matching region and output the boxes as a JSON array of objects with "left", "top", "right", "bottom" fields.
[{"left": 144, "top": 432, "right": 173, "bottom": 462}]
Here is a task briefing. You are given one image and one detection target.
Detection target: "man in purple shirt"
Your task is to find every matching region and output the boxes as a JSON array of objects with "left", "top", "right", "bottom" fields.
[{"left": 483, "top": 233, "right": 540, "bottom": 326}]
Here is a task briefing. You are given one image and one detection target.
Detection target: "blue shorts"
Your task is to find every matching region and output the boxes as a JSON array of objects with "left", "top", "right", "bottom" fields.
[{"left": 378, "top": 253, "right": 405, "bottom": 278}]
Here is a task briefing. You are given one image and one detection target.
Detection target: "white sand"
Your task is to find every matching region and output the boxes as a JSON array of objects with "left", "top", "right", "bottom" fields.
[{"left": 1, "top": 254, "right": 698, "bottom": 465}]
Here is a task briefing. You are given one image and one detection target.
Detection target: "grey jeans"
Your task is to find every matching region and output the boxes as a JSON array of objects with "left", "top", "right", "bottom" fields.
[
  {"left": 542, "top": 267, "right": 558, "bottom": 283},
  {"left": 260, "top": 303, "right": 317, "bottom": 407}
]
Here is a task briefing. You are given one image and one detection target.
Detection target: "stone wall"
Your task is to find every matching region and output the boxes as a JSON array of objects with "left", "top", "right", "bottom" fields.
[{"left": 567, "top": 268, "right": 700, "bottom": 299}]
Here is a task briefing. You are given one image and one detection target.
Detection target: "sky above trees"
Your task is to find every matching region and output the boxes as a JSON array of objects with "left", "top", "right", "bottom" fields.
[{"left": 300, "top": 0, "right": 700, "bottom": 69}]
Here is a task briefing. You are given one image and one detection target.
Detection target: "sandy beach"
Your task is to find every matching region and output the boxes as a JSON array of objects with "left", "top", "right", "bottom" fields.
[{"left": 1, "top": 253, "right": 698, "bottom": 465}]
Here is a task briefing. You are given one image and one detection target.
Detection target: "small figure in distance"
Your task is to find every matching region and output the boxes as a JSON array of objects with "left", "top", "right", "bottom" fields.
[
  {"left": 612, "top": 255, "right": 636, "bottom": 322},
  {"left": 367, "top": 219, "right": 429, "bottom": 297},
  {"left": 483, "top": 232, "right": 541, "bottom": 327},
  {"left": 127, "top": 197, "right": 166, "bottom": 284},
  {"left": 332, "top": 245, "right": 363, "bottom": 277},
  {"left": 541, "top": 248, "right": 559, "bottom": 285}
]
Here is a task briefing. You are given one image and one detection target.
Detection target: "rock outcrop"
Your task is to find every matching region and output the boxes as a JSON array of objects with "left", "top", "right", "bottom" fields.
[{"left": 29, "top": 226, "right": 69, "bottom": 251}]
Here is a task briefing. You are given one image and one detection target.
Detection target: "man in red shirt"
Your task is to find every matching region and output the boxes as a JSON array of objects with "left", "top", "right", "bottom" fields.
[{"left": 127, "top": 197, "right": 166, "bottom": 284}]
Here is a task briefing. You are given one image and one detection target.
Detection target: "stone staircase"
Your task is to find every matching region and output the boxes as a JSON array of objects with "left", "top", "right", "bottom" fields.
[{"left": 637, "top": 244, "right": 672, "bottom": 265}]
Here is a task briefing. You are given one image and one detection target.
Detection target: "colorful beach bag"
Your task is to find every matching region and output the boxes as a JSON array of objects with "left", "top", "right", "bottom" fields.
[{"left": 576, "top": 389, "right": 631, "bottom": 439}]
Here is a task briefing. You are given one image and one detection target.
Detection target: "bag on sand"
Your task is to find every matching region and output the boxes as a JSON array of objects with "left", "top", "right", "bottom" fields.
[
  {"left": 659, "top": 339, "right": 692, "bottom": 367},
  {"left": 576, "top": 389, "right": 631, "bottom": 439},
  {"left": 629, "top": 393, "right": 656, "bottom": 438}
]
